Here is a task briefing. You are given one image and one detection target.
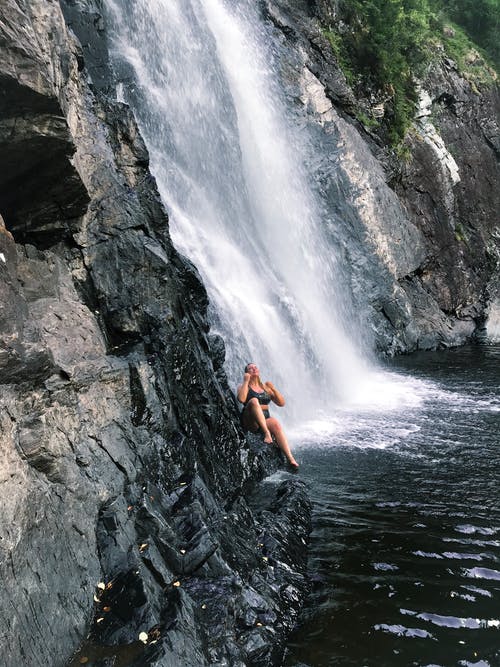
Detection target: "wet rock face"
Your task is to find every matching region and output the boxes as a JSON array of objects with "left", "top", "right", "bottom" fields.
[
  {"left": 264, "top": 0, "right": 499, "bottom": 353},
  {"left": 0, "top": 1, "right": 311, "bottom": 666},
  {"left": 397, "top": 62, "right": 500, "bottom": 319}
]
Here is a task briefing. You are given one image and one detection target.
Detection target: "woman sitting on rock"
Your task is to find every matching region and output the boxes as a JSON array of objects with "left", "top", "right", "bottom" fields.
[{"left": 237, "top": 362, "right": 298, "bottom": 469}]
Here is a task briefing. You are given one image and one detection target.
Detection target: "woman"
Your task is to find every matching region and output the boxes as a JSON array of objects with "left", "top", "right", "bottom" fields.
[{"left": 237, "top": 362, "right": 298, "bottom": 469}]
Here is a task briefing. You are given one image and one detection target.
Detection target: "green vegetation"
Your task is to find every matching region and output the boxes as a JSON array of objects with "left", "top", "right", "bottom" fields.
[
  {"left": 323, "top": 0, "right": 499, "bottom": 146},
  {"left": 329, "top": 0, "right": 438, "bottom": 144},
  {"left": 354, "top": 110, "right": 380, "bottom": 130},
  {"left": 438, "top": 0, "right": 500, "bottom": 68},
  {"left": 439, "top": 21, "right": 497, "bottom": 85},
  {"left": 323, "top": 29, "right": 356, "bottom": 85}
]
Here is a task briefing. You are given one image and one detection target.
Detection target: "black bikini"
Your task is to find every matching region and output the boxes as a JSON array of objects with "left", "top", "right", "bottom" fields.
[
  {"left": 245, "top": 386, "right": 272, "bottom": 406},
  {"left": 242, "top": 385, "right": 272, "bottom": 422}
]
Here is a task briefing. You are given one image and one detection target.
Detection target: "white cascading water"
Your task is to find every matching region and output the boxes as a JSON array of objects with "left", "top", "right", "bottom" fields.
[
  {"left": 486, "top": 301, "right": 500, "bottom": 342},
  {"left": 105, "top": 0, "right": 420, "bottom": 429}
]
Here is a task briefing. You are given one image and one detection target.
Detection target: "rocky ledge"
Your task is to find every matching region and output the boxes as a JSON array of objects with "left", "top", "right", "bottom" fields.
[{"left": 0, "top": 1, "right": 311, "bottom": 665}]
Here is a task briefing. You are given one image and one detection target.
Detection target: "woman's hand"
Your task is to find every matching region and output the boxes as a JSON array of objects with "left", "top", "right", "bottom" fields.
[
  {"left": 265, "top": 381, "right": 276, "bottom": 395},
  {"left": 237, "top": 373, "right": 251, "bottom": 403},
  {"left": 265, "top": 381, "right": 285, "bottom": 407}
]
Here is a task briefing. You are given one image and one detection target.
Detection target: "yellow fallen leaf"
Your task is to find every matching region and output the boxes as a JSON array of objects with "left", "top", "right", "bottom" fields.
[
  {"left": 262, "top": 557, "right": 268, "bottom": 562},
  {"left": 103, "top": 606, "right": 111, "bottom": 612},
  {"left": 172, "top": 581, "right": 181, "bottom": 587},
  {"left": 97, "top": 582, "right": 106, "bottom": 590},
  {"left": 79, "top": 658, "right": 89, "bottom": 665},
  {"left": 201, "top": 604, "right": 206, "bottom": 609},
  {"left": 139, "top": 543, "right": 148, "bottom": 552},
  {"left": 93, "top": 594, "right": 100, "bottom": 602},
  {"left": 256, "top": 622, "right": 263, "bottom": 627},
  {"left": 180, "top": 549, "right": 186, "bottom": 554},
  {"left": 96, "top": 617, "right": 104, "bottom": 623},
  {"left": 127, "top": 506, "right": 133, "bottom": 511},
  {"left": 139, "top": 631, "right": 149, "bottom": 643}
]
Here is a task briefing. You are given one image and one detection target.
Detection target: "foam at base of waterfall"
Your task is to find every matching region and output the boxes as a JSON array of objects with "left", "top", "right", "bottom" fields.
[{"left": 288, "top": 364, "right": 500, "bottom": 449}]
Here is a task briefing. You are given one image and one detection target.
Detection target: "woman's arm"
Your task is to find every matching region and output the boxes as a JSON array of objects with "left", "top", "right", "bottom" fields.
[
  {"left": 237, "top": 373, "right": 251, "bottom": 403},
  {"left": 265, "top": 381, "right": 285, "bottom": 407}
]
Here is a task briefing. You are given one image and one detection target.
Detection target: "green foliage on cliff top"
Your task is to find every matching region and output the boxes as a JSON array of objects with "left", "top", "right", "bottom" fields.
[
  {"left": 325, "top": 0, "right": 498, "bottom": 145},
  {"left": 438, "top": 0, "right": 500, "bottom": 68},
  {"left": 439, "top": 21, "right": 497, "bottom": 86},
  {"left": 330, "top": 0, "right": 437, "bottom": 144}
]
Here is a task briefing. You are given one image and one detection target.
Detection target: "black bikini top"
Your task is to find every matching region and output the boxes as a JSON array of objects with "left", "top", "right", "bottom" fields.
[{"left": 245, "top": 385, "right": 272, "bottom": 406}]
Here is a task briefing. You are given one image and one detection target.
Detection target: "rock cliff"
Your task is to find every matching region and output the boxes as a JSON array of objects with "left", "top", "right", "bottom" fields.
[
  {"left": 264, "top": 0, "right": 499, "bottom": 353},
  {"left": 0, "top": 2, "right": 310, "bottom": 665}
]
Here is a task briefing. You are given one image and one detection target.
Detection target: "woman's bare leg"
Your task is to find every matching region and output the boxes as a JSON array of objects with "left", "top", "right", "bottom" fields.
[
  {"left": 266, "top": 418, "right": 298, "bottom": 468},
  {"left": 242, "top": 398, "right": 273, "bottom": 443}
]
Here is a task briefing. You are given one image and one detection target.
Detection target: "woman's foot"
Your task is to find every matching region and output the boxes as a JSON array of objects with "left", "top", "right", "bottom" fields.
[
  {"left": 263, "top": 430, "right": 273, "bottom": 444},
  {"left": 288, "top": 457, "right": 299, "bottom": 470}
]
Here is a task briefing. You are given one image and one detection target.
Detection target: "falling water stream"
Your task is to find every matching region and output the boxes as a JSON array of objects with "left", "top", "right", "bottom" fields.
[
  {"left": 105, "top": 0, "right": 374, "bottom": 421},
  {"left": 104, "top": 1, "right": 500, "bottom": 665}
]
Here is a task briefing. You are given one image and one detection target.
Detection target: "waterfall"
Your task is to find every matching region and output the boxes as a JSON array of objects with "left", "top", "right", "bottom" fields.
[
  {"left": 105, "top": 0, "right": 372, "bottom": 423},
  {"left": 486, "top": 300, "right": 500, "bottom": 342}
]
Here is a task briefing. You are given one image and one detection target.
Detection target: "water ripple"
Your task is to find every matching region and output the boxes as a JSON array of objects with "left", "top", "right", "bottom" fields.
[
  {"left": 374, "top": 623, "right": 435, "bottom": 639},
  {"left": 456, "top": 525, "right": 499, "bottom": 536},
  {"left": 463, "top": 567, "right": 500, "bottom": 581},
  {"left": 400, "top": 608, "right": 500, "bottom": 630}
]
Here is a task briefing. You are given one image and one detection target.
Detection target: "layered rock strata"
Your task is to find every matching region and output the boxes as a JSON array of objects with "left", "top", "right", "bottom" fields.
[{"left": 0, "top": 2, "right": 310, "bottom": 665}]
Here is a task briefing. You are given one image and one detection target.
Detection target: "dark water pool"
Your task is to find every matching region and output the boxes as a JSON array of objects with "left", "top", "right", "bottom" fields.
[{"left": 285, "top": 344, "right": 500, "bottom": 667}]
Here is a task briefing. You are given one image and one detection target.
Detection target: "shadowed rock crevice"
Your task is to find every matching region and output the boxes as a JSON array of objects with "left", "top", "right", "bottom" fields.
[
  {"left": 0, "top": 1, "right": 90, "bottom": 245},
  {"left": 0, "top": 75, "right": 89, "bottom": 246}
]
